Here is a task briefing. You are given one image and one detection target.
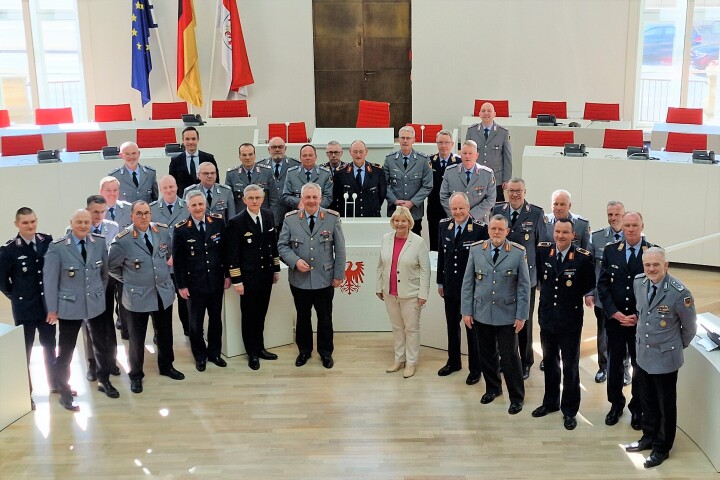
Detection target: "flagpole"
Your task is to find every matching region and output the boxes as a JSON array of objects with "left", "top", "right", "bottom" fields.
[
  {"left": 206, "top": 0, "right": 221, "bottom": 118},
  {"left": 152, "top": 27, "right": 176, "bottom": 106}
]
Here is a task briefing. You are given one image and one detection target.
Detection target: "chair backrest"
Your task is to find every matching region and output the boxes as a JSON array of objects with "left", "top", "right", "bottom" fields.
[
  {"left": 66, "top": 131, "right": 109, "bottom": 152},
  {"left": 531, "top": 101, "right": 567, "bottom": 119},
  {"left": 35, "top": 107, "right": 73, "bottom": 125},
  {"left": 665, "top": 107, "right": 703, "bottom": 125},
  {"left": 0, "top": 109, "right": 10, "bottom": 128},
  {"left": 602, "top": 129, "right": 644, "bottom": 149},
  {"left": 473, "top": 99, "right": 510, "bottom": 117},
  {"left": 583, "top": 102, "right": 621, "bottom": 121},
  {"left": 406, "top": 123, "right": 443, "bottom": 143},
  {"left": 1, "top": 134, "right": 45, "bottom": 156},
  {"left": 356, "top": 100, "right": 390, "bottom": 128},
  {"left": 211, "top": 100, "right": 249, "bottom": 118},
  {"left": 95, "top": 104, "right": 133, "bottom": 122},
  {"left": 151, "top": 102, "right": 188, "bottom": 120},
  {"left": 665, "top": 132, "right": 707, "bottom": 153},
  {"left": 267, "top": 122, "right": 308, "bottom": 143},
  {"left": 136, "top": 128, "right": 177, "bottom": 148},
  {"left": 535, "top": 130, "right": 574, "bottom": 147}
]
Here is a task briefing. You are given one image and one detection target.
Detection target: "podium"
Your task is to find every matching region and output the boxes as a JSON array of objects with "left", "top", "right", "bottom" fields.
[{"left": 0, "top": 323, "right": 31, "bottom": 430}]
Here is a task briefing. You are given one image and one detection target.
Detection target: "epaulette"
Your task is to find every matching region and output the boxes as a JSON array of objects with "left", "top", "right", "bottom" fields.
[
  {"left": 537, "top": 242, "right": 552, "bottom": 247},
  {"left": 287, "top": 165, "right": 300, "bottom": 172},
  {"left": 91, "top": 232, "right": 106, "bottom": 239},
  {"left": 217, "top": 183, "right": 232, "bottom": 190},
  {"left": 495, "top": 124, "right": 508, "bottom": 132},
  {"left": 509, "top": 241, "right": 526, "bottom": 251},
  {"left": 143, "top": 165, "right": 156, "bottom": 171},
  {"left": 257, "top": 163, "right": 270, "bottom": 169},
  {"left": 174, "top": 220, "right": 187, "bottom": 229},
  {"left": 575, "top": 215, "right": 588, "bottom": 221},
  {"left": 416, "top": 151, "right": 428, "bottom": 158},
  {"left": 52, "top": 236, "right": 67, "bottom": 244},
  {"left": 116, "top": 229, "right": 130, "bottom": 238},
  {"left": 208, "top": 213, "right": 222, "bottom": 219},
  {"left": 470, "top": 240, "right": 485, "bottom": 247},
  {"left": 372, "top": 163, "right": 381, "bottom": 168},
  {"left": 154, "top": 222, "right": 169, "bottom": 229},
  {"left": 477, "top": 164, "right": 494, "bottom": 174},
  {"left": 527, "top": 203, "right": 543, "bottom": 211},
  {"left": 608, "top": 238, "right": 623, "bottom": 245},
  {"left": 287, "top": 156, "right": 299, "bottom": 162},
  {"left": 469, "top": 122, "right": 481, "bottom": 129},
  {"left": 385, "top": 150, "right": 399, "bottom": 158},
  {"left": 325, "top": 209, "right": 340, "bottom": 217},
  {"left": 4, "top": 238, "right": 13, "bottom": 246},
  {"left": 471, "top": 219, "right": 486, "bottom": 227},
  {"left": 635, "top": 273, "right": 647, "bottom": 279},
  {"left": 576, "top": 247, "right": 591, "bottom": 256},
  {"left": 671, "top": 280, "right": 685, "bottom": 292},
  {"left": 591, "top": 227, "right": 605, "bottom": 235},
  {"left": 149, "top": 200, "right": 159, "bottom": 206},
  {"left": 285, "top": 210, "right": 299, "bottom": 217},
  {"left": 439, "top": 218, "right": 451, "bottom": 224},
  {"left": 445, "top": 163, "right": 460, "bottom": 170},
  {"left": 227, "top": 166, "right": 237, "bottom": 172},
  {"left": 108, "top": 166, "right": 122, "bottom": 174},
  {"left": 318, "top": 166, "right": 331, "bottom": 172}
]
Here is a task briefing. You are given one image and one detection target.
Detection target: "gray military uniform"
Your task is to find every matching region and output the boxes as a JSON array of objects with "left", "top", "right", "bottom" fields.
[
  {"left": 182, "top": 183, "right": 236, "bottom": 221},
  {"left": 258, "top": 156, "right": 300, "bottom": 226},
  {"left": 224, "top": 163, "right": 278, "bottom": 214},
  {"left": 440, "top": 163, "right": 497, "bottom": 223},
  {"left": 150, "top": 197, "right": 188, "bottom": 227},
  {"left": 382, "top": 149, "right": 433, "bottom": 220},
  {"left": 105, "top": 201, "right": 132, "bottom": 229},
  {"left": 281, "top": 165, "right": 334, "bottom": 212},
  {"left": 108, "top": 164, "right": 159, "bottom": 203},
  {"left": 465, "top": 122, "right": 512, "bottom": 184},
  {"left": 108, "top": 223, "right": 175, "bottom": 312},
  {"left": 545, "top": 212, "right": 590, "bottom": 249},
  {"left": 589, "top": 227, "right": 623, "bottom": 307}
]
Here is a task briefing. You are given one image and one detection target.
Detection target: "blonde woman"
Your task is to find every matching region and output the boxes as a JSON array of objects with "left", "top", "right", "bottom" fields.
[{"left": 376, "top": 206, "right": 431, "bottom": 378}]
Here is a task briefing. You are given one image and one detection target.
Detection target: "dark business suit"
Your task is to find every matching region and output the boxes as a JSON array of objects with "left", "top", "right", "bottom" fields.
[
  {"left": 536, "top": 243, "right": 595, "bottom": 416},
  {"left": 225, "top": 208, "right": 280, "bottom": 357},
  {"left": 427, "top": 153, "right": 461, "bottom": 251},
  {"left": 168, "top": 150, "right": 218, "bottom": 195}
]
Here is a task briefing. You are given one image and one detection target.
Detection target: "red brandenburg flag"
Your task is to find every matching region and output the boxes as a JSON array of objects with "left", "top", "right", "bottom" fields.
[{"left": 177, "top": 0, "right": 202, "bottom": 106}]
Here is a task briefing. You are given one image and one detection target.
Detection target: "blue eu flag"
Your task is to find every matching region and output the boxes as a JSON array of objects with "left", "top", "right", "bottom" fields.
[{"left": 131, "top": 0, "right": 157, "bottom": 106}]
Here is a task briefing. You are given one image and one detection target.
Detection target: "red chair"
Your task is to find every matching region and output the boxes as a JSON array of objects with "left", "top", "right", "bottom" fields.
[
  {"left": 1, "top": 134, "right": 45, "bottom": 156},
  {"left": 473, "top": 99, "right": 510, "bottom": 117},
  {"left": 602, "top": 129, "right": 644, "bottom": 149},
  {"left": 0, "top": 109, "right": 10, "bottom": 128},
  {"left": 664, "top": 132, "right": 707, "bottom": 153},
  {"left": 151, "top": 102, "right": 188, "bottom": 120},
  {"left": 531, "top": 101, "right": 567, "bottom": 119},
  {"left": 356, "top": 100, "right": 390, "bottom": 128},
  {"left": 35, "top": 107, "right": 73, "bottom": 125},
  {"left": 665, "top": 107, "right": 703, "bottom": 125},
  {"left": 406, "top": 123, "right": 443, "bottom": 143},
  {"left": 211, "top": 100, "right": 249, "bottom": 118},
  {"left": 66, "top": 131, "right": 109, "bottom": 152},
  {"left": 535, "top": 130, "right": 574, "bottom": 147},
  {"left": 583, "top": 102, "right": 621, "bottom": 121},
  {"left": 136, "top": 128, "right": 177, "bottom": 148},
  {"left": 267, "top": 122, "right": 309, "bottom": 143},
  {"left": 95, "top": 104, "right": 132, "bottom": 122}
]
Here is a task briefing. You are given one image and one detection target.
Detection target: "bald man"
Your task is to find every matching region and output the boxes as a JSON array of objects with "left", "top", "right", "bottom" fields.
[
  {"left": 465, "top": 102, "right": 511, "bottom": 201},
  {"left": 109, "top": 141, "right": 159, "bottom": 203}
]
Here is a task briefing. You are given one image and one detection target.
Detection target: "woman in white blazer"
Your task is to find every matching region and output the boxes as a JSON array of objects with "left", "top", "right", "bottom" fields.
[{"left": 376, "top": 206, "right": 431, "bottom": 378}]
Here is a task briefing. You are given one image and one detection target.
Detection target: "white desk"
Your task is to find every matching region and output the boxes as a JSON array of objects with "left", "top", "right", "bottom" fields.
[
  {"left": 461, "top": 116, "right": 631, "bottom": 178},
  {"left": 650, "top": 122, "right": 720, "bottom": 151},
  {"left": 677, "top": 313, "right": 720, "bottom": 472},
  {"left": 522, "top": 146, "right": 720, "bottom": 267},
  {"left": 0, "top": 323, "right": 31, "bottom": 430}
]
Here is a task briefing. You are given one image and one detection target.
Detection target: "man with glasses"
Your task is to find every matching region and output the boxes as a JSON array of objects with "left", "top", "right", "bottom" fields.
[
  {"left": 258, "top": 137, "right": 300, "bottom": 235},
  {"left": 465, "top": 102, "right": 511, "bottom": 201},
  {"left": 332, "top": 140, "right": 386, "bottom": 217},
  {"left": 440, "top": 140, "right": 496, "bottom": 223},
  {"left": 321, "top": 141, "right": 348, "bottom": 178},
  {"left": 427, "top": 130, "right": 461, "bottom": 251},
  {"left": 183, "top": 162, "right": 236, "bottom": 221}
]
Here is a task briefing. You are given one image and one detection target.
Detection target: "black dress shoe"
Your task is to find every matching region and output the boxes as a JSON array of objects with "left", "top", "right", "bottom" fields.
[
  {"left": 196, "top": 359, "right": 207, "bottom": 372},
  {"left": 539, "top": 360, "right": 545, "bottom": 371},
  {"left": 86, "top": 369, "right": 97, "bottom": 382},
  {"left": 605, "top": 408, "right": 623, "bottom": 426},
  {"left": 631, "top": 413, "right": 642, "bottom": 431},
  {"left": 625, "top": 438, "right": 653, "bottom": 452},
  {"left": 121, "top": 331, "right": 129, "bottom": 340},
  {"left": 258, "top": 349, "right": 278, "bottom": 360},
  {"left": 624, "top": 368, "right": 632, "bottom": 386},
  {"left": 153, "top": 334, "right": 158, "bottom": 345},
  {"left": 466, "top": 373, "right": 481, "bottom": 385},
  {"left": 97, "top": 382, "right": 120, "bottom": 399},
  {"left": 130, "top": 379, "right": 143, "bottom": 393},
  {"left": 295, "top": 353, "right": 310, "bottom": 367},
  {"left": 563, "top": 415, "right": 577, "bottom": 430},
  {"left": 594, "top": 369, "right": 607, "bottom": 383},
  {"left": 508, "top": 403, "right": 523, "bottom": 415},
  {"left": 480, "top": 391, "right": 502, "bottom": 404},
  {"left": 59, "top": 394, "right": 79, "bottom": 412},
  {"left": 531, "top": 405, "right": 559, "bottom": 418},
  {"left": 644, "top": 451, "right": 669, "bottom": 469},
  {"left": 159, "top": 367, "right": 185, "bottom": 380},
  {"left": 115, "top": 319, "right": 122, "bottom": 330},
  {"left": 321, "top": 356, "right": 334, "bottom": 369},
  {"left": 438, "top": 364, "right": 461, "bottom": 376},
  {"left": 111, "top": 365, "right": 121, "bottom": 376},
  {"left": 208, "top": 356, "right": 227, "bottom": 368},
  {"left": 522, "top": 365, "right": 530, "bottom": 380},
  {"left": 248, "top": 356, "right": 260, "bottom": 370}
]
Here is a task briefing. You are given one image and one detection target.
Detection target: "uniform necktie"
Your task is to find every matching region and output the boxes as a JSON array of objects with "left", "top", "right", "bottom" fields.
[
  {"left": 79, "top": 239, "right": 87, "bottom": 262},
  {"left": 189, "top": 154, "right": 196, "bottom": 178},
  {"left": 613, "top": 233, "right": 620, "bottom": 241},
  {"left": 247, "top": 170, "right": 252, "bottom": 183},
  {"left": 109, "top": 207, "right": 115, "bottom": 221},
  {"left": 199, "top": 221, "right": 206, "bottom": 236},
  {"left": 492, "top": 247, "right": 500, "bottom": 264},
  {"left": 557, "top": 252, "right": 563, "bottom": 265},
  {"left": 144, "top": 233, "right": 153, "bottom": 254},
  {"left": 29, "top": 241, "right": 35, "bottom": 252},
  {"left": 356, "top": 168, "right": 362, "bottom": 187},
  {"left": 648, "top": 284, "right": 657, "bottom": 304},
  {"left": 484, "top": 128, "right": 489, "bottom": 140},
  {"left": 466, "top": 170, "right": 471, "bottom": 183},
  {"left": 255, "top": 215, "right": 261, "bottom": 228},
  {"left": 511, "top": 211, "right": 519, "bottom": 227},
  {"left": 132, "top": 171, "right": 139, "bottom": 187},
  {"left": 403, "top": 156, "right": 409, "bottom": 169},
  {"left": 440, "top": 160, "right": 446, "bottom": 170},
  {"left": 308, "top": 214, "right": 315, "bottom": 232},
  {"left": 167, "top": 204, "right": 173, "bottom": 215},
  {"left": 306, "top": 171, "right": 311, "bottom": 182},
  {"left": 274, "top": 164, "right": 280, "bottom": 180},
  {"left": 628, "top": 246, "right": 637, "bottom": 265},
  {"left": 93, "top": 227, "right": 101, "bottom": 235},
  {"left": 455, "top": 225, "right": 462, "bottom": 245},
  {"left": 206, "top": 189, "right": 212, "bottom": 206}
]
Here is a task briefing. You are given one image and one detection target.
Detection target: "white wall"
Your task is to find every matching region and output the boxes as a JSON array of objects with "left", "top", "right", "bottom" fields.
[
  {"left": 77, "top": 0, "right": 316, "bottom": 143},
  {"left": 411, "top": 0, "right": 635, "bottom": 127}
]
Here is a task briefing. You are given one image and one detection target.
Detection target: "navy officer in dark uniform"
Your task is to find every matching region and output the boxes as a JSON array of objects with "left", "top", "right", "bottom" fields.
[
  {"left": 332, "top": 140, "right": 386, "bottom": 217},
  {"left": 427, "top": 129, "right": 461, "bottom": 251}
]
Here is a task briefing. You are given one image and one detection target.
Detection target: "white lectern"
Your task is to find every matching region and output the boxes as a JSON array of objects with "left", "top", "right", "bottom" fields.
[{"left": 0, "top": 323, "right": 31, "bottom": 430}]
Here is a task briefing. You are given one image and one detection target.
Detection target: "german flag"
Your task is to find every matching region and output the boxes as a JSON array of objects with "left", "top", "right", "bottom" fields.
[{"left": 177, "top": 0, "right": 202, "bottom": 106}]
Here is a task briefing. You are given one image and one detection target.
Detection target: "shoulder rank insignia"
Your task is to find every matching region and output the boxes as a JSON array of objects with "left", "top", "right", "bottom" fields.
[
  {"left": 509, "top": 241, "right": 525, "bottom": 251},
  {"left": 52, "top": 236, "right": 66, "bottom": 244},
  {"left": 537, "top": 242, "right": 552, "bottom": 247},
  {"left": 91, "top": 232, "right": 106, "bottom": 238},
  {"left": 576, "top": 247, "right": 591, "bottom": 256},
  {"left": 175, "top": 220, "right": 187, "bottom": 229},
  {"left": 155, "top": 222, "right": 168, "bottom": 229},
  {"left": 671, "top": 280, "right": 685, "bottom": 292},
  {"left": 635, "top": 273, "right": 647, "bottom": 279},
  {"left": 325, "top": 209, "right": 340, "bottom": 217},
  {"left": 116, "top": 229, "right": 130, "bottom": 238},
  {"left": 471, "top": 240, "right": 485, "bottom": 247},
  {"left": 285, "top": 210, "right": 299, "bottom": 217}
]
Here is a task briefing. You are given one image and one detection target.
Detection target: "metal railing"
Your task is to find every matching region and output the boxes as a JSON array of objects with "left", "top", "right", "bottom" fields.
[
  {"left": 45, "top": 79, "right": 86, "bottom": 122},
  {"left": 637, "top": 73, "right": 709, "bottom": 123}
]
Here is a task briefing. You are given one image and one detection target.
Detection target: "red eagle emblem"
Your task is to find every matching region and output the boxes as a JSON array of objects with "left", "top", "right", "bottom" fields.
[{"left": 341, "top": 260, "right": 364, "bottom": 295}]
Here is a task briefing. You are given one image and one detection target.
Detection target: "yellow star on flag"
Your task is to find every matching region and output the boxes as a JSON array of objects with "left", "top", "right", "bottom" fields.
[
  {"left": 137, "top": 42, "right": 142, "bottom": 50},
  {"left": 132, "top": 28, "right": 137, "bottom": 37},
  {"left": 135, "top": 2, "right": 143, "bottom": 10},
  {"left": 131, "top": 13, "right": 136, "bottom": 22}
]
